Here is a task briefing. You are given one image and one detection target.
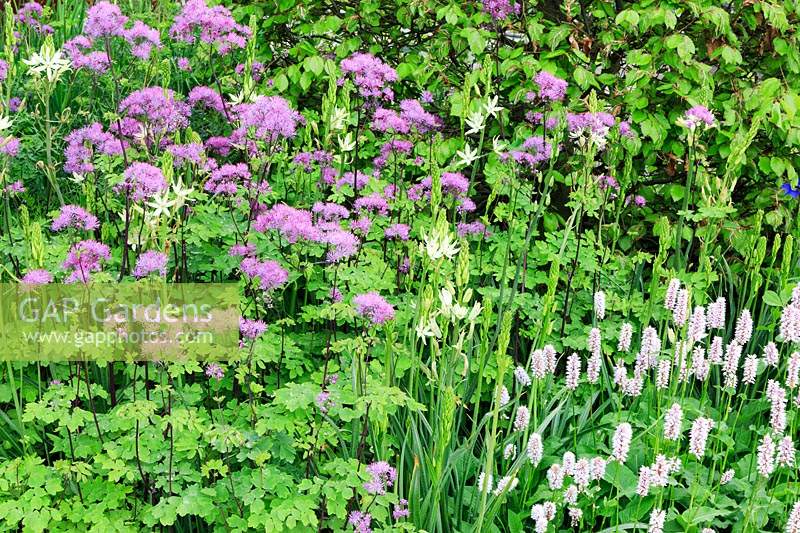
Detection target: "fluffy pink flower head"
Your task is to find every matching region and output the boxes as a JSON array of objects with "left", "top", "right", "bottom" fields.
[
  {"left": 64, "top": 122, "right": 122, "bottom": 175},
  {"left": 353, "top": 193, "right": 389, "bottom": 216},
  {"left": 371, "top": 108, "right": 409, "bottom": 134},
  {"left": 239, "top": 317, "right": 267, "bottom": 340},
  {"left": 62, "top": 240, "right": 111, "bottom": 283},
  {"left": 240, "top": 258, "right": 288, "bottom": 291},
  {"left": 253, "top": 204, "right": 320, "bottom": 243},
  {"left": 534, "top": 71, "right": 568, "bottom": 101},
  {"left": 51, "top": 204, "right": 99, "bottom": 232},
  {"left": 117, "top": 162, "right": 168, "bottom": 201},
  {"left": 205, "top": 363, "right": 224, "bottom": 380},
  {"left": 399, "top": 99, "right": 441, "bottom": 133},
  {"left": 84, "top": 1, "right": 128, "bottom": 39},
  {"left": 323, "top": 229, "right": 359, "bottom": 263},
  {"left": 353, "top": 292, "right": 395, "bottom": 325},
  {"left": 340, "top": 53, "right": 397, "bottom": 101},
  {"left": 64, "top": 36, "right": 110, "bottom": 74},
  {"left": 348, "top": 511, "right": 372, "bottom": 533},
  {"left": 170, "top": 0, "right": 251, "bottom": 54},
  {"left": 21, "top": 269, "right": 53, "bottom": 286},
  {"left": 384, "top": 223, "right": 410, "bottom": 241},
  {"left": 482, "top": 0, "right": 520, "bottom": 20},
  {"left": 236, "top": 96, "right": 302, "bottom": 143},
  {"left": 124, "top": 21, "right": 161, "bottom": 59},
  {"left": 133, "top": 251, "right": 168, "bottom": 278},
  {"left": 119, "top": 87, "right": 191, "bottom": 136},
  {"left": 683, "top": 105, "right": 715, "bottom": 128},
  {"left": 188, "top": 86, "right": 226, "bottom": 115},
  {"left": 205, "top": 163, "right": 251, "bottom": 196},
  {"left": 364, "top": 461, "right": 397, "bottom": 495},
  {"left": 312, "top": 202, "right": 349, "bottom": 222}
]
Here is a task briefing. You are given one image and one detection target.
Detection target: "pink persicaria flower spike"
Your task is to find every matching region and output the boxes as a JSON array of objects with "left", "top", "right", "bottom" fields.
[
  {"left": 514, "top": 366, "right": 531, "bottom": 387},
  {"left": 688, "top": 417, "right": 715, "bottom": 459},
  {"left": 546, "top": 464, "right": 564, "bottom": 490},
  {"left": 735, "top": 309, "right": 753, "bottom": 345},
  {"left": 777, "top": 435, "right": 796, "bottom": 468},
  {"left": 353, "top": 292, "right": 395, "bottom": 325},
  {"left": 21, "top": 269, "right": 52, "bottom": 286},
  {"left": 656, "top": 359, "right": 671, "bottom": 390},
  {"left": 499, "top": 386, "right": 510, "bottom": 407},
  {"left": 587, "top": 351, "right": 601, "bottom": 384},
  {"left": 611, "top": 423, "right": 632, "bottom": 462},
  {"left": 649, "top": 509, "right": 666, "bottom": 533},
  {"left": 636, "top": 465, "right": 652, "bottom": 496},
  {"left": 617, "top": 322, "right": 633, "bottom": 352},
  {"left": 789, "top": 352, "right": 800, "bottom": 389},
  {"left": 757, "top": 433, "right": 776, "bottom": 477},
  {"left": 593, "top": 290, "right": 606, "bottom": 320},
  {"left": 587, "top": 327, "right": 601, "bottom": 357},
  {"left": 493, "top": 475, "right": 519, "bottom": 497},
  {"left": 565, "top": 353, "right": 580, "bottom": 391},
  {"left": 781, "top": 302, "right": 800, "bottom": 343},
  {"left": 742, "top": 354, "right": 758, "bottom": 385},
  {"left": 768, "top": 379, "right": 788, "bottom": 434},
  {"left": 573, "top": 458, "right": 591, "bottom": 489},
  {"left": 664, "top": 278, "right": 681, "bottom": 310},
  {"left": 720, "top": 469, "right": 734, "bottom": 484},
  {"left": 363, "top": 461, "right": 396, "bottom": 495},
  {"left": 707, "top": 296, "right": 726, "bottom": 329},
  {"left": 764, "top": 341, "right": 780, "bottom": 367},
  {"left": 513, "top": 406, "right": 530, "bottom": 431},
  {"left": 568, "top": 507, "right": 582, "bottom": 527},
  {"left": 688, "top": 305, "right": 706, "bottom": 342},
  {"left": 530, "top": 348, "right": 548, "bottom": 379},
  {"left": 562, "top": 451, "right": 576, "bottom": 474},
  {"left": 663, "top": 403, "right": 683, "bottom": 441},
  {"left": 787, "top": 501, "right": 800, "bottom": 533},
  {"left": 503, "top": 443, "right": 516, "bottom": 460},
  {"left": 673, "top": 288, "right": 689, "bottom": 326},
  {"left": 563, "top": 484, "right": 578, "bottom": 505},
  {"left": 526, "top": 433, "right": 543, "bottom": 466},
  {"left": 723, "top": 341, "right": 742, "bottom": 389},
  {"left": 51, "top": 204, "right": 99, "bottom": 232},
  {"left": 709, "top": 336, "right": 723, "bottom": 364},
  {"left": 133, "top": 251, "right": 168, "bottom": 278},
  {"left": 692, "top": 346, "right": 710, "bottom": 382}
]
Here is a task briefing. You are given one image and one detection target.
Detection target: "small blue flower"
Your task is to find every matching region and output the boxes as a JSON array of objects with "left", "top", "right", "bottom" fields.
[{"left": 782, "top": 181, "right": 800, "bottom": 199}]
